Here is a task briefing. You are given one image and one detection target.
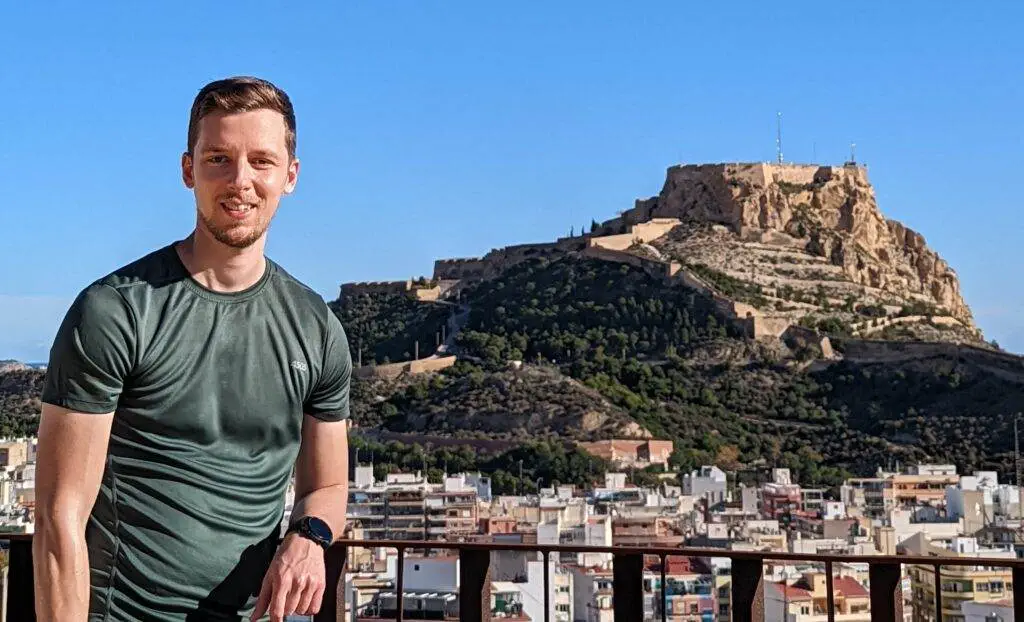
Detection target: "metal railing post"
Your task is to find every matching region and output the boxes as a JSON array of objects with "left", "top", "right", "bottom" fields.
[
  {"left": 314, "top": 543, "right": 346, "bottom": 622},
  {"left": 6, "top": 538, "right": 35, "bottom": 622},
  {"left": 1012, "top": 566, "right": 1024, "bottom": 622},
  {"left": 459, "top": 547, "right": 492, "bottom": 622},
  {"left": 612, "top": 552, "right": 644, "bottom": 622},
  {"left": 868, "top": 562, "right": 902, "bottom": 622},
  {"left": 543, "top": 550, "right": 551, "bottom": 622},
  {"left": 825, "top": 560, "right": 835, "bottom": 622},
  {"left": 396, "top": 546, "right": 406, "bottom": 622},
  {"left": 731, "top": 558, "right": 764, "bottom": 622}
]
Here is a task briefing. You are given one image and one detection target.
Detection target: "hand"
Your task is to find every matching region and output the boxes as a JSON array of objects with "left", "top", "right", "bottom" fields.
[{"left": 251, "top": 533, "right": 327, "bottom": 621}]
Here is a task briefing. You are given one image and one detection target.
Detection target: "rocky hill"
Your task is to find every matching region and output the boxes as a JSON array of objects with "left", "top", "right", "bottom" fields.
[
  {"left": 0, "top": 367, "right": 44, "bottom": 437},
  {"left": 610, "top": 163, "right": 977, "bottom": 343}
]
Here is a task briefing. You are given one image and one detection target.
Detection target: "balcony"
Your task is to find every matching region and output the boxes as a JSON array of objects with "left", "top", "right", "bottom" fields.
[{"left": 8, "top": 533, "right": 1024, "bottom": 622}]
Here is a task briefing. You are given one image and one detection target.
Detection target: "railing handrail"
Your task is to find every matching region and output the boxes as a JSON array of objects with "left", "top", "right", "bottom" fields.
[
  {"left": 5, "top": 533, "right": 1019, "bottom": 568},
  {"left": 335, "top": 537, "right": 1024, "bottom": 569}
]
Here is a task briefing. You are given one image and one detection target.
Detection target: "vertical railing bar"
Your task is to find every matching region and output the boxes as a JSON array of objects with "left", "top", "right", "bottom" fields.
[
  {"left": 933, "top": 564, "right": 942, "bottom": 622},
  {"left": 543, "top": 549, "right": 551, "bottom": 622},
  {"left": 1011, "top": 565, "right": 1024, "bottom": 622},
  {"left": 825, "top": 560, "right": 835, "bottom": 622},
  {"left": 660, "top": 554, "right": 668, "bottom": 622},
  {"left": 6, "top": 538, "right": 35, "bottom": 622},
  {"left": 396, "top": 546, "right": 406, "bottom": 622}
]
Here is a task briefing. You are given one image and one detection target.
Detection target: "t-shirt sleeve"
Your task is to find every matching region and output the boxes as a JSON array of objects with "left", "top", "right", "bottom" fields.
[
  {"left": 41, "top": 283, "right": 136, "bottom": 414},
  {"left": 304, "top": 310, "right": 352, "bottom": 422}
]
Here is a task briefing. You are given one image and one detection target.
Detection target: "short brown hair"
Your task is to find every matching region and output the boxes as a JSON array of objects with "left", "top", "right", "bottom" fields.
[{"left": 186, "top": 76, "right": 297, "bottom": 158}]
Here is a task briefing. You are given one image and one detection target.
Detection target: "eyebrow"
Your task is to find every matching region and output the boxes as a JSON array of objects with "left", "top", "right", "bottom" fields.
[{"left": 199, "top": 146, "right": 281, "bottom": 159}]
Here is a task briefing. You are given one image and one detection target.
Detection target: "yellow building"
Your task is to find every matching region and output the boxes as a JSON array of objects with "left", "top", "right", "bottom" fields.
[
  {"left": 908, "top": 564, "right": 1013, "bottom": 622},
  {"left": 766, "top": 572, "right": 871, "bottom": 622},
  {"left": 715, "top": 572, "right": 731, "bottom": 622}
]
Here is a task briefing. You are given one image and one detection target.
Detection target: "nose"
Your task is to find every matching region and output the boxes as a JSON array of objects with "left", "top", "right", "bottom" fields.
[{"left": 227, "top": 158, "right": 256, "bottom": 191}]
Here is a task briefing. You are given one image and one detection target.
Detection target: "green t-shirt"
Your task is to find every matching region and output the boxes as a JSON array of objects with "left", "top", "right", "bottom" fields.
[{"left": 41, "top": 242, "right": 352, "bottom": 621}]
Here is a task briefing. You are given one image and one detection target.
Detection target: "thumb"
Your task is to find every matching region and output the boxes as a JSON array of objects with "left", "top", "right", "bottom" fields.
[{"left": 251, "top": 578, "right": 273, "bottom": 621}]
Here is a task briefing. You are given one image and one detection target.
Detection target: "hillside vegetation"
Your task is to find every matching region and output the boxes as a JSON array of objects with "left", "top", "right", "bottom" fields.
[{"left": 5, "top": 257, "right": 1022, "bottom": 493}]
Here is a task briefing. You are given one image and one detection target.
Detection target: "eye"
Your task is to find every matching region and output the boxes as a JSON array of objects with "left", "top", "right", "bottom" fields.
[
  {"left": 253, "top": 158, "right": 274, "bottom": 167},
  {"left": 206, "top": 155, "right": 228, "bottom": 164}
]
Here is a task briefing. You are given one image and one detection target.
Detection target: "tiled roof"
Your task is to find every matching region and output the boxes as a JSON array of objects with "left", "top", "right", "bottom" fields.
[
  {"left": 771, "top": 583, "right": 813, "bottom": 601},
  {"left": 833, "top": 576, "right": 869, "bottom": 599}
]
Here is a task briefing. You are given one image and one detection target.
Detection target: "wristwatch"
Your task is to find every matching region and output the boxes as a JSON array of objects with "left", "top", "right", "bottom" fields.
[{"left": 287, "top": 516, "right": 333, "bottom": 551}]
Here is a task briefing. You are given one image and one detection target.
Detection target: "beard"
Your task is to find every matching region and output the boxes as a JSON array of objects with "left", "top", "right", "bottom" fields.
[{"left": 198, "top": 206, "right": 271, "bottom": 249}]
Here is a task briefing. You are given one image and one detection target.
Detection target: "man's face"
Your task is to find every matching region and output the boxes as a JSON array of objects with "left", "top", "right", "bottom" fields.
[{"left": 182, "top": 109, "right": 299, "bottom": 249}]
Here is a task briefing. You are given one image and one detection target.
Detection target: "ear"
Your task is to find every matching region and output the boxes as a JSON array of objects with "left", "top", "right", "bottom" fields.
[
  {"left": 182, "top": 152, "right": 195, "bottom": 189},
  {"left": 283, "top": 158, "right": 300, "bottom": 195}
]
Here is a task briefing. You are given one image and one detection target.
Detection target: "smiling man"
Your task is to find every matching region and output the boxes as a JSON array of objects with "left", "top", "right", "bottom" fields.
[{"left": 34, "top": 77, "right": 351, "bottom": 622}]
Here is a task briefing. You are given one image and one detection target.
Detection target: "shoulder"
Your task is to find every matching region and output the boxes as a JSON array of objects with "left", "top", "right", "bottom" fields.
[
  {"left": 96, "top": 244, "right": 181, "bottom": 294},
  {"left": 269, "top": 260, "right": 337, "bottom": 328}
]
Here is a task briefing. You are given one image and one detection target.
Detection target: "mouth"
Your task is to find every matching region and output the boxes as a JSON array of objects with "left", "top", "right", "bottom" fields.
[{"left": 220, "top": 201, "right": 257, "bottom": 220}]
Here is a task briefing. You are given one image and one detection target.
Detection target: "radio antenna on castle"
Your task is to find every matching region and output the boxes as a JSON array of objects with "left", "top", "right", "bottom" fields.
[
  {"left": 776, "top": 111, "right": 784, "bottom": 164},
  {"left": 850, "top": 143, "right": 857, "bottom": 164}
]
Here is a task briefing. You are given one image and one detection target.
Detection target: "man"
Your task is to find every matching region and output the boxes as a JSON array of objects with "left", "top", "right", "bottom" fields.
[{"left": 34, "top": 76, "right": 351, "bottom": 622}]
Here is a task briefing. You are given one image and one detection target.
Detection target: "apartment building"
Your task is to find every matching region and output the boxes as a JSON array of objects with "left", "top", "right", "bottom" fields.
[{"left": 906, "top": 537, "right": 1015, "bottom": 622}]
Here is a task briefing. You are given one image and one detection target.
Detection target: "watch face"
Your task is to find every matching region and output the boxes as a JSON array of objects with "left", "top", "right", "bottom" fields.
[{"left": 306, "top": 517, "right": 332, "bottom": 543}]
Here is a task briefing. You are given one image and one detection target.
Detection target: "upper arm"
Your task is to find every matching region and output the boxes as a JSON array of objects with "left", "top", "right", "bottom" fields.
[
  {"left": 35, "top": 404, "right": 114, "bottom": 530},
  {"left": 41, "top": 283, "right": 135, "bottom": 414},
  {"left": 302, "top": 310, "right": 352, "bottom": 422},
  {"left": 294, "top": 416, "right": 349, "bottom": 498},
  {"left": 296, "top": 308, "right": 352, "bottom": 496},
  {"left": 36, "top": 282, "right": 134, "bottom": 528}
]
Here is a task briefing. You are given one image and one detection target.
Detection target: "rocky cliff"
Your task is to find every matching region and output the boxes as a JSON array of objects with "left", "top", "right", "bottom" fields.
[{"left": 619, "top": 163, "right": 972, "bottom": 325}]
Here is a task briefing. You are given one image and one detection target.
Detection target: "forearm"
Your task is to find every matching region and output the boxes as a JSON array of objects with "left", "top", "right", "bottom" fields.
[
  {"left": 291, "top": 484, "right": 348, "bottom": 540},
  {"left": 33, "top": 519, "right": 91, "bottom": 620}
]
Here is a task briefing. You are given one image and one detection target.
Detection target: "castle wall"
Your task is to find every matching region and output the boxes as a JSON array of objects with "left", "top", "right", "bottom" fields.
[
  {"left": 587, "top": 218, "right": 681, "bottom": 252},
  {"left": 413, "top": 286, "right": 441, "bottom": 302},
  {"left": 434, "top": 258, "right": 488, "bottom": 281},
  {"left": 581, "top": 246, "right": 678, "bottom": 280},
  {"left": 353, "top": 355, "right": 457, "bottom": 380},
  {"left": 341, "top": 280, "right": 412, "bottom": 297}
]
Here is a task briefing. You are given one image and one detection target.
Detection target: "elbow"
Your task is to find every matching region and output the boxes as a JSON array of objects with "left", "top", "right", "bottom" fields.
[{"left": 33, "top": 504, "right": 88, "bottom": 552}]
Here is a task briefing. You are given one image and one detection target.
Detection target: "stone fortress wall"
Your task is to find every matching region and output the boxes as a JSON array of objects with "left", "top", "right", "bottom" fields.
[
  {"left": 353, "top": 355, "right": 458, "bottom": 381},
  {"left": 341, "top": 279, "right": 441, "bottom": 301}
]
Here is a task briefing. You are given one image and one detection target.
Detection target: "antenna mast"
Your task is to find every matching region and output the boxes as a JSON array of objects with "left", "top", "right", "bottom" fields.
[
  {"left": 1016, "top": 414, "right": 1022, "bottom": 490},
  {"left": 776, "top": 112, "right": 784, "bottom": 164},
  {"left": 850, "top": 143, "right": 857, "bottom": 164}
]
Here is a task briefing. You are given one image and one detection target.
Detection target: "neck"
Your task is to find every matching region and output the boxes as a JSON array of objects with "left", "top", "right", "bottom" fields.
[{"left": 175, "top": 228, "right": 267, "bottom": 293}]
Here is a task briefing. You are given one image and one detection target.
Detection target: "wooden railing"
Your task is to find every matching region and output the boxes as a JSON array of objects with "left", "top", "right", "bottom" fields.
[{"left": 7, "top": 534, "right": 1024, "bottom": 622}]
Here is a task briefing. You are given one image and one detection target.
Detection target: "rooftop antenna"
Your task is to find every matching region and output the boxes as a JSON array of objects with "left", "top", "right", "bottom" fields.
[
  {"left": 776, "top": 111, "right": 784, "bottom": 164},
  {"left": 850, "top": 143, "right": 857, "bottom": 164},
  {"left": 1016, "top": 414, "right": 1022, "bottom": 490}
]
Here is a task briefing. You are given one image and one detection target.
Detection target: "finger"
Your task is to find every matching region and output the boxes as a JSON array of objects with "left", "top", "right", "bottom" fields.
[
  {"left": 270, "top": 577, "right": 291, "bottom": 622},
  {"left": 251, "top": 578, "right": 272, "bottom": 622},
  {"left": 296, "top": 579, "right": 316, "bottom": 615},
  {"left": 306, "top": 581, "right": 326, "bottom": 615},
  {"left": 283, "top": 576, "right": 306, "bottom": 616}
]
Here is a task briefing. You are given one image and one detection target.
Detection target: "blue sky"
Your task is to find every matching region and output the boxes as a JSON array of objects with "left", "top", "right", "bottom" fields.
[{"left": 1, "top": 1, "right": 1022, "bottom": 361}]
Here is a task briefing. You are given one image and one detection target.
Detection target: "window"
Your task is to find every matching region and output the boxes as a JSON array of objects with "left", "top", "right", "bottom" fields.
[
  {"left": 414, "top": 564, "right": 420, "bottom": 571},
  {"left": 556, "top": 604, "right": 570, "bottom": 612},
  {"left": 991, "top": 581, "right": 1005, "bottom": 592},
  {"left": 719, "top": 587, "right": 729, "bottom": 598},
  {"left": 801, "top": 606, "right": 810, "bottom": 615},
  {"left": 977, "top": 582, "right": 990, "bottom": 592},
  {"left": 719, "top": 604, "right": 729, "bottom": 615}
]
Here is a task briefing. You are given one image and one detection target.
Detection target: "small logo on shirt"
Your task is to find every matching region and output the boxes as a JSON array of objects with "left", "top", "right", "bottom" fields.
[{"left": 290, "top": 360, "right": 308, "bottom": 372}]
